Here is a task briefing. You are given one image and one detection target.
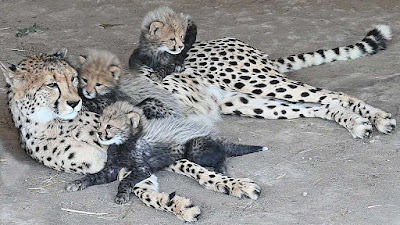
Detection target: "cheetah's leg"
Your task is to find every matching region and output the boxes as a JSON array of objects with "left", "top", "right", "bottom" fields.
[
  {"left": 219, "top": 92, "right": 319, "bottom": 119},
  {"left": 132, "top": 175, "right": 201, "bottom": 222},
  {"left": 219, "top": 92, "right": 373, "bottom": 139},
  {"left": 167, "top": 159, "right": 261, "bottom": 200},
  {"left": 222, "top": 73, "right": 395, "bottom": 136},
  {"left": 65, "top": 165, "right": 119, "bottom": 192}
]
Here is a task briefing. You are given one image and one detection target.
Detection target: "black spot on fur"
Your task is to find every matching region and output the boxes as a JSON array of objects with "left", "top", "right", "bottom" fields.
[
  {"left": 254, "top": 109, "right": 263, "bottom": 114},
  {"left": 301, "top": 92, "right": 310, "bottom": 97},
  {"left": 68, "top": 152, "right": 75, "bottom": 159},
  {"left": 234, "top": 82, "right": 245, "bottom": 89},
  {"left": 276, "top": 88, "right": 286, "bottom": 93},
  {"left": 240, "top": 97, "right": 248, "bottom": 104},
  {"left": 225, "top": 102, "right": 233, "bottom": 107},
  {"left": 252, "top": 89, "right": 262, "bottom": 94}
]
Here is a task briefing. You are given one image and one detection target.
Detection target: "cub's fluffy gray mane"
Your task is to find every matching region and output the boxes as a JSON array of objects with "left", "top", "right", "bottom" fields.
[
  {"left": 141, "top": 6, "right": 189, "bottom": 31},
  {"left": 82, "top": 49, "right": 121, "bottom": 68}
]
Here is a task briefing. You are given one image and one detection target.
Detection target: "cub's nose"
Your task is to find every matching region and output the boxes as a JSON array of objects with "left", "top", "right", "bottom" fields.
[
  {"left": 179, "top": 45, "right": 184, "bottom": 50},
  {"left": 67, "top": 100, "right": 81, "bottom": 109},
  {"left": 97, "top": 132, "right": 103, "bottom": 137}
]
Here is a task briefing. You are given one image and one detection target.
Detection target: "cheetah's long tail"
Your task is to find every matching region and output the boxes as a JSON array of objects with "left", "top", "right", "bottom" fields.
[{"left": 269, "top": 25, "right": 392, "bottom": 73}]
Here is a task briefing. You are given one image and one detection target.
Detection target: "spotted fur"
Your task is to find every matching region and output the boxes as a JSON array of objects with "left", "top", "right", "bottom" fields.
[
  {"left": 1, "top": 50, "right": 107, "bottom": 174},
  {"left": 270, "top": 25, "right": 392, "bottom": 73},
  {"left": 133, "top": 23, "right": 396, "bottom": 139}
]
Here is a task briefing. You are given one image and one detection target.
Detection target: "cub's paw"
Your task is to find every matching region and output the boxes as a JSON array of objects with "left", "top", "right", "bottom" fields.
[
  {"left": 350, "top": 117, "right": 373, "bottom": 139},
  {"left": 66, "top": 180, "right": 86, "bottom": 192},
  {"left": 217, "top": 178, "right": 261, "bottom": 200},
  {"left": 115, "top": 192, "right": 130, "bottom": 204},
  {"left": 374, "top": 113, "right": 396, "bottom": 134},
  {"left": 171, "top": 195, "right": 201, "bottom": 222}
]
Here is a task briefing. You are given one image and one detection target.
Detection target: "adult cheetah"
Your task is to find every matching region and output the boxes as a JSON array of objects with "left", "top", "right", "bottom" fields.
[{"left": 134, "top": 21, "right": 395, "bottom": 139}]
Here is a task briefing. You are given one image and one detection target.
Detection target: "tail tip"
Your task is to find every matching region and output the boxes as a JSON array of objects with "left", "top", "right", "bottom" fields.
[
  {"left": 262, "top": 146, "right": 269, "bottom": 151},
  {"left": 375, "top": 24, "right": 392, "bottom": 40}
]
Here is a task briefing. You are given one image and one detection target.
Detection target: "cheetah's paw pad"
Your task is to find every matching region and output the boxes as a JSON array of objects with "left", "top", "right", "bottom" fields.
[
  {"left": 115, "top": 192, "right": 130, "bottom": 204},
  {"left": 66, "top": 180, "right": 85, "bottom": 192},
  {"left": 172, "top": 196, "right": 201, "bottom": 222},
  {"left": 351, "top": 117, "right": 373, "bottom": 139},
  {"left": 374, "top": 113, "right": 396, "bottom": 134}
]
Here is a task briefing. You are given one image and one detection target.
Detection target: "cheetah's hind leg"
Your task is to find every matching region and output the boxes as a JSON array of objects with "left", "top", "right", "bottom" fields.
[
  {"left": 218, "top": 92, "right": 376, "bottom": 139},
  {"left": 167, "top": 159, "right": 261, "bottom": 200}
]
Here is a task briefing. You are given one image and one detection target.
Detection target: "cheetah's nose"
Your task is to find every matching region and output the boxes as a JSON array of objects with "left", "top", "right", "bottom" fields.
[
  {"left": 179, "top": 45, "right": 184, "bottom": 50},
  {"left": 67, "top": 100, "right": 81, "bottom": 109},
  {"left": 97, "top": 132, "right": 103, "bottom": 137}
]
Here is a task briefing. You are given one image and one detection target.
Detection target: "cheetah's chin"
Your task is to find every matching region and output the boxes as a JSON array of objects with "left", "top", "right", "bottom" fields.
[
  {"left": 158, "top": 46, "right": 182, "bottom": 55},
  {"left": 58, "top": 111, "right": 79, "bottom": 120},
  {"left": 98, "top": 137, "right": 124, "bottom": 146}
]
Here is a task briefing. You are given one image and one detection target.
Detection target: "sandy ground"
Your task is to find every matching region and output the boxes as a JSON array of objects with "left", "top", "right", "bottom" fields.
[{"left": 1, "top": 0, "right": 400, "bottom": 224}]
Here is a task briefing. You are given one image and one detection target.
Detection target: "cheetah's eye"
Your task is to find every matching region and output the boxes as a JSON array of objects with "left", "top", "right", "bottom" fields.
[
  {"left": 96, "top": 83, "right": 102, "bottom": 87},
  {"left": 81, "top": 78, "right": 88, "bottom": 83},
  {"left": 47, "top": 82, "right": 58, "bottom": 88},
  {"left": 170, "top": 38, "right": 175, "bottom": 42},
  {"left": 106, "top": 124, "right": 112, "bottom": 129}
]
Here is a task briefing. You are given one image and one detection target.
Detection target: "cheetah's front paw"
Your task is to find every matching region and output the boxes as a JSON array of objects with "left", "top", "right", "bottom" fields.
[
  {"left": 217, "top": 178, "right": 261, "bottom": 200},
  {"left": 374, "top": 113, "right": 396, "bottom": 134},
  {"left": 66, "top": 180, "right": 86, "bottom": 192},
  {"left": 350, "top": 117, "right": 373, "bottom": 139},
  {"left": 115, "top": 192, "right": 130, "bottom": 204}
]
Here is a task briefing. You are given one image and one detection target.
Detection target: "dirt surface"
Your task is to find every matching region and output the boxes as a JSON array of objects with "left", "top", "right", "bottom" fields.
[{"left": 1, "top": 0, "right": 400, "bottom": 224}]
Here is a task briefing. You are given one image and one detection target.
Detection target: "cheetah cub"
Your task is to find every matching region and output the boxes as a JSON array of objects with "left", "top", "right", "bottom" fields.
[
  {"left": 67, "top": 101, "right": 265, "bottom": 221},
  {"left": 77, "top": 49, "right": 183, "bottom": 118},
  {"left": 128, "top": 6, "right": 197, "bottom": 80}
]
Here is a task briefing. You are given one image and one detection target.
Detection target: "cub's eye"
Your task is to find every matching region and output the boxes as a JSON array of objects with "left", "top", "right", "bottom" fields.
[
  {"left": 81, "top": 78, "right": 88, "bottom": 83},
  {"left": 106, "top": 125, "right": 112, "bottom": 129},
  {"left": 96, "top": 83, "right": 102, "bottom": 87},
  {"left": 170, "top": 38, "right": 175, "bottom": 42},
  {"left": 47, "top": 82, "right": 58, "bottom": 88}
]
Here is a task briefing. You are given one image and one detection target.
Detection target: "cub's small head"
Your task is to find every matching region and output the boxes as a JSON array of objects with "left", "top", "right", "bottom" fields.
[
  {"left": 0, "top": 49, "right": 82, "bottom": 122},
  {"left": 78, "top": 50, "right": 122, "bottom": 99},
  {"left": 97, "top": 101, "right": 142, "bottom": 145},
  {"left": 141, "top": 6, "right": 190, "bottom": 55}
]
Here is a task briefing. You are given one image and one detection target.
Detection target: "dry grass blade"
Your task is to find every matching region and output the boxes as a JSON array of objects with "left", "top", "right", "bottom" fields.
[{"left": 61, "top": 208, "right": 108, "bottom": 216}]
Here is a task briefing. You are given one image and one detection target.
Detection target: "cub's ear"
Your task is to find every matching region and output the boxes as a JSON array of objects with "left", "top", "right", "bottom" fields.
[
  {"left": 0, "top": 61, "right": 23, "bottom": 88},
  {"left": 78, "top": 55, "right": 87, "bottom": 64},
  {"left": 149, "top": 21, "right": 164, "bottom": 35},
  {"left": 126, "top": 111, "right": 141, "bottom": 128},
  {"left": 52, "top": 48, "right": 68, "bottom": 59},
  {"left": 108, "top": 65, "right": 122, "bottom": 80}
]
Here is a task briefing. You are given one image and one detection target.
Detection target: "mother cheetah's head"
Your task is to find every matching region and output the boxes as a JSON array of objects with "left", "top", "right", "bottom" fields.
[{"left": 0, "top": 49, "right": 82, "bottom": 122}]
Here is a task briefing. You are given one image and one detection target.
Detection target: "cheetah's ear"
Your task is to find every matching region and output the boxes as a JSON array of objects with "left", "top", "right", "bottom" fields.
[
  {"left": 126, "top": 111, "right": 141, "bottom": 128},
  {"left": 149, "top": 21, "right": 164, "bottom": 35},
  {"left": 51, "top": 48, "right": 68, "bottom": 59},
  {"left": 0, "top": 61, "right": 23, "bottom": 88},
  {"left": 108, "top": 65, "right": 122, "bottom": 81},
  {"left": 78, "top": 55, "right": 87, "bottom": 64}
]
